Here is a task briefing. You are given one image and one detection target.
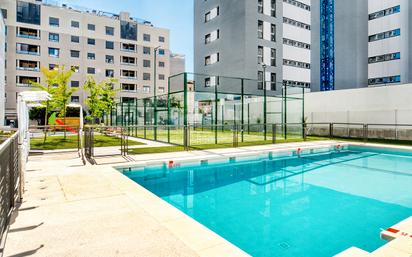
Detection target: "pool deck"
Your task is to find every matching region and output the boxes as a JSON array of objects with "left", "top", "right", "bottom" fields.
[{"left": 4, "top": 140, "right": 412, "bottom": 257}]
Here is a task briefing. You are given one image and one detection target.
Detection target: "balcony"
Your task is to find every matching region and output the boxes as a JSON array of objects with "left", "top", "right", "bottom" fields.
[
  {"left": 16, "top": 66, "right": 40, "bottom": 72},
  {"left": 17, "top": 27, "right": 40, "bottom": 40},
  {"left": 16, "top": 50, "right": 40, "bottom": 56}
]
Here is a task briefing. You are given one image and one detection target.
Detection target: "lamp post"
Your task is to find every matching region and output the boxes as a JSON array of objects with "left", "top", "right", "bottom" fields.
[
  {"left": 262, "top": 64, "right": 267, "bottom": 141},
  {"left": 153, "top": 46, "right": 161, "bottom": 140}
]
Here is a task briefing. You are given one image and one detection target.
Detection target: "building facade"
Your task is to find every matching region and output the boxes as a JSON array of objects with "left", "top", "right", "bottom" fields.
[
  {"left": 0, "top": 12, "right": 5, "bottom": 125},
  {"left": 311, "top": 0, "right": 369, "bottom": 91},
  {"left": 0, "top": 0, "right": 171, "bottom": 124},
  {"left": 194, "top": 0, "right": 311, "bottom": 94},
  {"left": 368, "top": 0, "right": 409, "bottom": 87}
]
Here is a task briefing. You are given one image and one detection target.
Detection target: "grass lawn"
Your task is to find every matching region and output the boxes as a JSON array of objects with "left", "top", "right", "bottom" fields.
[
  {"left": 127, "top": 136, "right": 326, "bottom": 155},
  {"left": 31, "top": 134, "right": 144, "bottom": 150}
]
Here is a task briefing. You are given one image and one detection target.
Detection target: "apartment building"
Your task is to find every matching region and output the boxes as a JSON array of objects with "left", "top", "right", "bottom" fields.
[
  {"left": 311, "top": 0, "right": 368, "bottom": 91},
  {"left": 0, "top": 0, "right": 171, "bottom": 124},
  {"left": 368, "top": 0, "right": 409, "bottom": 87},
  {"left": 170, "top": 53, "right": 185, "bottom": 76},
  {"left": 194, "top": 0, "right": 311, "bottom": 94},
  {"left": 0, "top": 12, "right": 5, "bottom": 125}
]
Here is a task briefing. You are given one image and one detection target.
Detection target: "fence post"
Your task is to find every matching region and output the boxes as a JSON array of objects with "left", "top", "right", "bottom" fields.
[
  {"left": 184, "top": 125, "right": 189, "bottom": 151},
  {"left": 329, "top": 123, "right": 334, "bottom": 139},
  {"left": 363, "top": 124, "right": 368, "bottom": 143},
  {"left": 303, "top": 123, "right": 307, "bottom": 141},
  {"left": 272, "top": 124, "right": 276, "bottom": 144},
  {"left": 233, "top": 125, "right": 238, "bottom": 147}
]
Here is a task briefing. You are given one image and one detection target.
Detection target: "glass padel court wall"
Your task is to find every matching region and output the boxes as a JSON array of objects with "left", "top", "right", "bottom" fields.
[{"left": 107, "top": 72, "right": 306, "bottom": 147}]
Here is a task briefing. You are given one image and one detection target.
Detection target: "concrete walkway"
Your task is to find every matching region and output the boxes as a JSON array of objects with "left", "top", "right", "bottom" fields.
[{"left": 4, "top": 141, "right": 341, "bottom": 257}]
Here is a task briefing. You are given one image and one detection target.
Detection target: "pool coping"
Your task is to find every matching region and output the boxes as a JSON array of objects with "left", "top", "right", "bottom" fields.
[{"left": 108, "top": 141, "right": 412, "bottom": 256}]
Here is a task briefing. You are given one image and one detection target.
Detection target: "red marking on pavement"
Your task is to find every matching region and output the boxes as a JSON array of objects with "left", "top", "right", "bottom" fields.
[{"left": 386, "top": 228, "right": 400, "bottom": 234}]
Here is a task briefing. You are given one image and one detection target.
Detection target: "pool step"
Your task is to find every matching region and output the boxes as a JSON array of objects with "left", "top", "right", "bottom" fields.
[
  {"left": 372, "top": 237, "right": 412, "bottom": 257},
  {"left": 381, "top": 216, "right": 412, "bottom": 241},
  {"left": 333, "top": 247, "right": 372, "bottom": 257}
]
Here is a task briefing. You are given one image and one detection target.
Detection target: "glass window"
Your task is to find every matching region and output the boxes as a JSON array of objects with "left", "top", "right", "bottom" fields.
[
  {"left": 143, "top": 73, "right": 151, "bottom": 80},
  {"left": 87, "top": 67, "right": 95, "bottom": 74},
  {"left": 120, "top": 21, "right": 137, "bottom": 40},
  {"left": 158, "top": 49, "right": 165, "bottom": 55},
  {"left": 88, "top": 24, "right": 95, "bottom": 31},
  {"left": 159, "top": 36, "right": 165, "bottom": 42},
  {"left": 143, "top": 47, "right": 151, "bottom": 55},
  {"left": 71, "top": 35, "right": 79, "bottom": 43},
  {"left": 105, "top": 26, "right": 114, "bottom": 36},
  {"left": 143, "top": 34, "right": 151, "bottom": 42},
  {"left": 48, "top": 33, "right": 59, "bottom": 42},
  {"left": 70, "top": 50, "right": 80, "bottom": 58},
  {"left": 71, "top": 66, "right": 80, "bottom": 72},
  {"left": 258, "top": 20, "right": 263, "bottom": 39},
  {"left": 1, "top": 9, "right": 7, "bottom": 19},
  {"left": 106, "top": 41, "right": 114, "bottom": 49},
  {"left": 159, "top": 74, "right": 165, "bottom": 80},
  {"left": 71, "top": 20, "right": 79, "bottom": 28},
  {"left": 105, "top": 69, "right": 114, "bottom": 78},
  {"left": 105, "top": 55, "right": 114, "bottom": 64},
  {"left": 48, "top": 47, "right": 59, "bottom": 57},
  {"left": 49, "top": 17, "right": 59, "bottom": 27},
  {"left": 87, "top": 53, "right": 95, "bottom": 60},
  {"left": 71, "top": 96, "right": 79, "bottom": 103},
  {"left": 16, "top": 1, "right": 41, "bottom": 25},
  {"left": 159, "top": 61, "right": 165, "bottom": 67},
  {"left": 143, "top": 86, "right": 150, "bottom": 93},
  {"left": 71, "top": 81, "right": 80, "bottom": 87},
  {"left": 88, "top": 38, "right": 95, "bottom": 45},
  {"left": 143, "top": 60, "right": 151, "bottom": 68}
]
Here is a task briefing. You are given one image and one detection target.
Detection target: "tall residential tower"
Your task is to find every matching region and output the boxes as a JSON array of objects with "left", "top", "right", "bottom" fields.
[
  {"left": 0, "top": 0, "right": 172, "bottom": 124},
  {"left": 194, "top": 0, "right": 311, "bottom": 93}
]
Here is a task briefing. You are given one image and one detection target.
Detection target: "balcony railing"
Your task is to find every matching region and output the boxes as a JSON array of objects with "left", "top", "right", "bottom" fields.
[
  {"left": 16, "top": 50, "right": 40, "bottom": 56},
  {"left": 16, "top": 67, "right": 40, "bottom": 72},
  {"left": 17, "top": 34, "right": 40, "bottom": 40},
  {"left": 120, "top": 62, "right": 137, "bottom": 66}
]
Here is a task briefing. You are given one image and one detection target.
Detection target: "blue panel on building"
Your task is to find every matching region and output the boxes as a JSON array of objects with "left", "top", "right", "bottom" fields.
[{"left": 320, "top": 0, "right": 334, "bottom": 91}]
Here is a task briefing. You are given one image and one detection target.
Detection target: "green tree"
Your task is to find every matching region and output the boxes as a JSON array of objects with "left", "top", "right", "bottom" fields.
[{"left": 84, "top": 76, "right": 118, "bottom": 124}]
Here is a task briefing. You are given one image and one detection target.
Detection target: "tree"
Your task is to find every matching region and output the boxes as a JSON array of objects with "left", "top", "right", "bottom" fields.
[{"left": 84, "top": 76, "right": 118, "bottom": 124}]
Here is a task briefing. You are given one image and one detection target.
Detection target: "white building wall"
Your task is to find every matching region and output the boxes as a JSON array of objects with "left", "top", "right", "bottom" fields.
[{"left": 0, "top": 15, "right": 4, "bottom": 125}]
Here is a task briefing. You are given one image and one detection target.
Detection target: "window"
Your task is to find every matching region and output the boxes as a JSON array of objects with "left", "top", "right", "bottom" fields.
[
  {"left": 106, "top": 41, "right": 114, "bottom": 49},
  {"left": 270, "top": 73, "right": 276, "bottom": 90},
  {"left": 87, "top": 67, "right": 95, "bottom": 74},
  {"left": 258, "top": 20, "right": 263, "bottom": 39},
  {"left": 48, "top": 33, "right": 59, "bottom": 42},
  {"left": 71, "top": 35, "right": 80, "bottom": 43},
  {"left": 143, "top": 60, "right": 151, "bottom": 68},
  {"left": 122, "top": 70, "right": 136, "bottom": 78},
  {"left": 158, "top": 87, "right": 165, "bottom": 93},
  {"left": 205, "top": 76, "right": 219, "bottom": 87},
  {"left": 122, "top": 56, "right": 136, "bottom": 65},
  {"left": 369, "top": 5, "right": 400, "bottom": 20},
  {"left": 205, "top": 6, "right": 219, "bottom": 22},
  {"left": 49, "top": 17, "right": 59, "bottom": 27},
  {"left": 1, "top": 9, "right": 7, "bottom": 19},
  {"left": 159, "top": 74, "right": 165, "bottom": 80},
  {"left": 16, "top": 43, "right": 40, "bottom": 55},
  {"left": 369, "top": 29, "right": 401, "bottom": 42},
  {"left": 122, "top": 83, "right": 136, "bottom": 92},
  {"left": 158, "top": 49, "right": 165, "bottom": 55},
  {"left": 258, "top": 46, "right": 263, "bottom": 64},
  {"left": 120, "top": 21, "right": 137, "bottom": 40},
  {"left": 283, "top": 80, "right": 311, "bottom": 88},
  {"left": 87, "top": 53, "right": 95, "bottom": 60},
  {"left": 283, "top": 0, "right": 310, "bottom": 11},
  {"left": 271, "top": 48, "right": 276, "bottom": 66},
  {"left": 71, "top": 20, "right": 79, "bottom": 28},
  {"left": 159, "top": 36, "right": 165, "bottom": 42},
  {"left": 70, "top": 50, "right": 80, "bottom": 58},
  {"left": 49, "top": 64, "right": 57, "bottom": 70},
  {"left": 17, "top": 1, "right": 41, "bottom": 25},
  {"left": 143, "top": 33, "right": 151, "bottom": 42},
  {"left": 71, "top": 81, "right": 80, "bottom": 87},
  {"left": 87, "top": 24, "right": 95, "bottom": 31},
  {"left": 17, "top": 60, "right": 39, "bottom": 71},
  {"left": 283, "top": 38, "right": 311, "bottom": 49},
  {"left": 17, "top": 27, "right": 40, "bottom": 39},
  {"left": 205, "top": 53, "right": 219, "bottom": 65},
  {"left": 71, "top": 66, "right": 80, "bottom": 72},
  {"left": 121, "top": 43, "right": 136, "bottom": 52},
  {"left": 271, "top": 24, "right": 276, "bottom": 42},
  {"left": 258, "top": 0, "right": 263, "bottom": 13},
  {"left": 48, "top": 47, "right": 59, "bottom": 57},
  {"left": 106, "top": 55, "right": 114, "bottom": 64},
  {"left": 88, "top": 38, "right": 95, "bottom": 45},
  {"left": 283, "top": 17, "right": 311, "bottom": 30},
  {"left": 205, "top": 30, "right": 219, "bottom": 44},
  {"left": 143, "top": 73, "right": 151, "bottom": 80},
  {"left": 159, "top": 61, "right": 165, "bottom": 67},
  {"left": 368, "top": 52, "right": 400, "bottom": 64},
  {"left": 257, "top": 71, "right": 264, "bottom": 90},
  {"left": 283, "top": 59, "right": 310, "bottom": 69},
  {"left": 105, "top": 69, "right": 114, "bottom": 78},
  {"left": 271, "top": 0, "right": 276, "bottom": 17},
  {"left": 105, "top": 26, "right": 114, "bottom": 36},
  {"left": 368, "top": 75, "right": 401, "bottom": 85},
  {"left": 71, "top": 96, "right": 79, "bottom": 103},
  {"left": 143, "top": 47, "right": 151, "bottom": 55},
  {"left": 143, "top": 86, "right": 150, "bottom": 93}
]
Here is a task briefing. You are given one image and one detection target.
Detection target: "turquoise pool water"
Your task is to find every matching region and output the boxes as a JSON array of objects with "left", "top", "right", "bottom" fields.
[{"left": 122, "top": 146, "right": 412, "bottom": 257}]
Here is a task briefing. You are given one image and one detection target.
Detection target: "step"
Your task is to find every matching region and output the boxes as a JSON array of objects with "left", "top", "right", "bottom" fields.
[
  {"left": 333, "top": 247, "right": 372, "bottom": 257},
  {"left": 381, "top": 216, "right": 412, "bottom": 241}
]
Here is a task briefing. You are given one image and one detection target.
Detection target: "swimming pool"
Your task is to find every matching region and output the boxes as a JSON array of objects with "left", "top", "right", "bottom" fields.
[{"left": 121, "top": 145, "right": 412, "bottom": 257}]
